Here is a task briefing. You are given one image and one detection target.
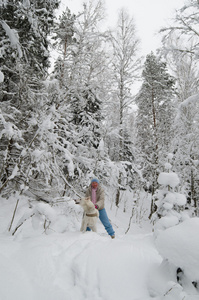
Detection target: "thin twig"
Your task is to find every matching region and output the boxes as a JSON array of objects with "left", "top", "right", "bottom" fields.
[
  {"left": 12, "top": 213, "right": 35, "bottom": 236},
  {"left": 8, "top": 199, "right": 19, "bottom": 232}
]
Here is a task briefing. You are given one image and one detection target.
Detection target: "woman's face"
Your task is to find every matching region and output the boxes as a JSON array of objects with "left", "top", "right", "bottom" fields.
[{"left": 91, "top": 181, "right": 98, "bottom": 189}]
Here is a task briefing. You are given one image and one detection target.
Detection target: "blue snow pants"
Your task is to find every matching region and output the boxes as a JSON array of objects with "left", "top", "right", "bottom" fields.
[{"left": 86, "top": 208, "right": 115, "bottom": 236}]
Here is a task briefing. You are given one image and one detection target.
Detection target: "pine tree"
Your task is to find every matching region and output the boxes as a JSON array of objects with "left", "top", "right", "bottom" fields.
[
  {"left": 0, "top": 0, "right": 60, "bottom": 196},
  {"left": 0, "top": 0, "right": 60, "bottom": 102},
  {"left": 152, "top": 154, "right": 187, "bottom": 234},
  {"left": 135, "top": 53, "right": 175, "bottom": 199},
  {"left": 53, "top": 7, "right": 76, "bottom": 88}
]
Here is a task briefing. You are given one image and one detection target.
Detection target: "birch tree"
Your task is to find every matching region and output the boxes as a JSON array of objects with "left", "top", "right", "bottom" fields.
[
  {"left": 108, "top": 9, "right": 141, "bottom": 206},
  {"left": 160, "top": 35, "right": 199, "bottom": 103},
  {"left": 160, "top": 0, "right": 199, "bottom": 65}
]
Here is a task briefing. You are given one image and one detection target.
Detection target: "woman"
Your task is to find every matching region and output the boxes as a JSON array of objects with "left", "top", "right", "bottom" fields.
[{"left": 85, "top": 178, "right": 115, "bottom": 238}]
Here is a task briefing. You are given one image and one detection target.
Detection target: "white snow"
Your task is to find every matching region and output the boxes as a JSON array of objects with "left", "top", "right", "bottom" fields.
[
  {"left": 0, "top": 196, "right": 198, "bottom": 300},
  {"left": 179, "top": 93, "right": 199, "bottom": 108},
  {"left": 155, "top": 215, "right": 180, "bottom": 230},
  {"left": 175, "top": 192, "right": 187, "bottom": 206},
  {"left": 1, "top": 21, "right": 22, "bottom": 58},
  {"left": 23, "top": 0, "right": 30, "bottom": 8},
  {"left": 167, "top": 153, "right": 174, "bottom": 160},
  {"left": 98, "top": 138, "right": 105, "bottom": 156},
  {"left": 156, "top": 218, "right": 199, "bottom": 281},
  {"left": 31, "top": 149, "right": 46, "bottom": 161},
  {"left": 0, "top": 232, "right": 159, "bottom": 300},
  {"left": 158, "top": 172, "right": 180, "bottom": 188},
  {"left": 164, "top": 162, "right": 172, "bottom": 170},
  {"left": 0, "top": 70, "right": 4, "bottom": 83},
  {"left": 8, "top": 164, "right": 19, "bottom": 180},
  {"left": 164, "top": 192, "right": 186, "bottom": 206}
]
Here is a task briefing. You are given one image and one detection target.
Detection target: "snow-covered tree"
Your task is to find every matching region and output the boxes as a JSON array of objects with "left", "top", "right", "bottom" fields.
[
  {"left": 159, "top": 0, "right": 199, "bottom": 216},
  {"left": 0, "top": 0, "right": 60, "bottom": 196},
  {"left": 160, "top": 34, "right": 199, "bottom": 103},
  {"left": 53, "top": 7, "right": 76, "bottom": 88},
  {"left": 159, "top": 0, "right": 199, "bottom": 101},
  {"left": 51, "top": 1, "right": 111, "bottom": 190},
  {"left": 171, "top": 94, "right": 199, "bottom": 216},
  {"left": 135, "top": 52, "right": 175, "bottom": 198},
  {"left": 108, "top": 9, "right": 141, "bottom": 206},
  {"left": 0, "top": 0, "right": 59, "bottom": 102},
  {"left": 160, "top": 0, "right": 199, "bottom": 62},
  {"left": 152, "top": 154, "right": 187, "bottom": 234}
]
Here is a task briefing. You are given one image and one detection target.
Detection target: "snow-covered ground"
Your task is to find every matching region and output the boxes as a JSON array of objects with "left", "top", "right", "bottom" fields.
[{"left": 0, "top": 195, "right": 199, "bottom": 300}]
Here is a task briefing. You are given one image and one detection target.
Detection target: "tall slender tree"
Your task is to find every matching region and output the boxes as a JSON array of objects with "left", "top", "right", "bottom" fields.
[
  {"left": 53, "top": 7, "right": 76, "bottom": 88},
  {"left": 108, "top": 9, "right": 141, "bottom": 206},
  {"left": 135, "top": 52, "right": 175, "bottom": 203}
]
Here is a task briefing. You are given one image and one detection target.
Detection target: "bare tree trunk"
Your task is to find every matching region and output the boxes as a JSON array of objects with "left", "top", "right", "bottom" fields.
[
  {"left": 115, "top": 172, "right": 121, "bottom": 207},
  {"left": 125, "top": 207, "right": 135, "bottom": 234},
  {"left": 191, "top": 168, "right": 198, "bottom": 216},
  {"left": 116, "top": 86, "right": 124, "bottom": 207}
]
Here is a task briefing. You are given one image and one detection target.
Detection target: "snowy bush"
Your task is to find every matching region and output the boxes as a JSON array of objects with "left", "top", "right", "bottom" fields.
[
  {"left": 156, "top": 218, "right": 199, "bottom": 282},
  {"left": 150, "top": 218, "right": 199, "bottom": 298},
  {"left": 152, "top": 157, "right": 188, "bottom": 234}
]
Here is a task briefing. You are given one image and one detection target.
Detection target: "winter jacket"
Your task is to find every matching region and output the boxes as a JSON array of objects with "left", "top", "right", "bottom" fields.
[{"left": 85, "top": 184, "right": 105, "bottom": 210}]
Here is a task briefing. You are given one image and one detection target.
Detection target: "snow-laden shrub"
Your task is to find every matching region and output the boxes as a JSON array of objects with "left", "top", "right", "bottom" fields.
[
  {"left": 152, "top": 155, "right": 188, "bottom": 234},
  {"left": 151, "top": 218, "right": 199, "bottom": 298}
]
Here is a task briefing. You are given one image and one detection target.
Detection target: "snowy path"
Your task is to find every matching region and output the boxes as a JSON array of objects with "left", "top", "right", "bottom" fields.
[{"left": 0, "top": 231, "right": 161, "bottom": 300}]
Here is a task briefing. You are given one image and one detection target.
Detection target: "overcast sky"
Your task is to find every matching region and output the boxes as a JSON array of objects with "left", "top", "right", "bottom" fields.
[{"left": 60, "top": 0, "right": 186, "bottom": 56}]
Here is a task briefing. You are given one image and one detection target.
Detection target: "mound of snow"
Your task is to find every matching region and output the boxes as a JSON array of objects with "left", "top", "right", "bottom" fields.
[{"left": 155, "top": 218, "right": 199, "bottom": 281}]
